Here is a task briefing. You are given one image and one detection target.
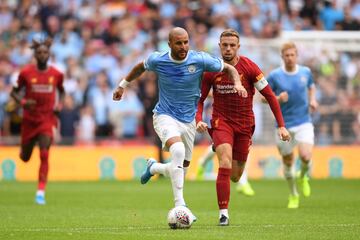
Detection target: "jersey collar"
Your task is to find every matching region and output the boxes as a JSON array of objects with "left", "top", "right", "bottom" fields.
[
  {"left": 281, "top": 64, "right": 299, "bottom": 75},
  {"left": 168, "top": 50, "right": 189, "bottom": 63}
]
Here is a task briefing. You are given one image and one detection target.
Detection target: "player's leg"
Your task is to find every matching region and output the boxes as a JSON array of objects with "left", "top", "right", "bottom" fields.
[
  {"left": 278, "top": 131, "right": 299, "bottom": 208},
  {"left": 295, "top": 123, "right": 315, "bottom": 197},
  {"left": 215, "top": 143, "right": 232, "bottom": 226},
  {"left": 34, "top": 134, "right": 51, "bottom": 205},
  {"left": 19, "top": 138, "right": 37, "bottom": 162},
  {"left": 196, "top": 145, "right": 215, "bottom": 180}
]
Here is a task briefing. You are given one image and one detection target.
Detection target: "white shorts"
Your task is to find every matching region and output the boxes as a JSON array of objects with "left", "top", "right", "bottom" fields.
[
  {"left": 276, "top": 122, "right": 314, "bottom": 156},
  {"left": 153, "top": 113, "right": 196, "bottom": 161}
]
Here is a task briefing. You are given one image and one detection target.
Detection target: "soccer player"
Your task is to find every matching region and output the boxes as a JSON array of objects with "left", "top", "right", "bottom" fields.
[
  {"left": 196, "top": 29, "right": 290, "bottom": 226},
  {"left": 10, "top": 38, "right": 64, "bottom": 205},
  {"left": 267, "top": 42, "right": 318, "bottom": 209},
  {"left": 196, "top": 145, "right": 255, "bottom": 196},
  {"left": 113, "top": 27, "right": 247, "bottom": 218}
]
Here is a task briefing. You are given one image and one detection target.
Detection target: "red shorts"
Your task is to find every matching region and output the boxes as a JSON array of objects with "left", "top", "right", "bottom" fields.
[
  {"left": 210, "top": 119, "right": 254, "bottom": 162},
  {"left": 21, "top": 117, "right": 56, "bottom": 145}
]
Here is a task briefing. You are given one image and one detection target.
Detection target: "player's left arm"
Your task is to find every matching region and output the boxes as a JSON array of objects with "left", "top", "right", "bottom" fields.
[
  {"left": 253, "top": 67, "right": 290, "bottom": 141},
  {"left": 308, "top": 84, "right": 318, "bottom": 112},
  {"left": 196, "top": 73, "right": 212, "bottom": 133},
  {"left": 54, "top": 72, "right": 65, "bottom": 116}
]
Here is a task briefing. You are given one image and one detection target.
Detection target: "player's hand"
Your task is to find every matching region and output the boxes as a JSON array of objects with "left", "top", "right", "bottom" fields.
[
  {"left": 234, "top": 83, "right": 248, "bottom": 98},
  {"left": 309, "top": 99, "right": 318, "bottom": 113},
  {"left": 21, "top": 99, "right": 36, "bottom": 110},
  {"left": 113, "top": 87, "right": 124, "bottom": 101},
  {"left": 196, "top": 121, "right": 208, "bottom": 133},
  {"left": 278, "top": 127, "right": 291, "bottom": 142},
  {"left": 53, "top": 103, "right": 63, "bottom": 118},
  {"left": 278, "top": 92, "right": 288, "bottom": 103}
]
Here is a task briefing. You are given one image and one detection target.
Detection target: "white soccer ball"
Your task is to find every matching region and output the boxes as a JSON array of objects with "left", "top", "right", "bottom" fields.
[{"left": 167, "top": 206, "right": 194, "bottom": 229}]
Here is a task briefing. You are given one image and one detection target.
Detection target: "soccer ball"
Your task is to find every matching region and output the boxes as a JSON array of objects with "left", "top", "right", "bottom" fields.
[{"left": 167, "top": 206, "right": 194, "bottom": 229}]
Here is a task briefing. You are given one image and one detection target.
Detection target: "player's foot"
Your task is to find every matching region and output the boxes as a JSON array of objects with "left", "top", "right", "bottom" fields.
[
  {"left": 35, "top": 194, "right": 46, "bottom": 205},
  {"left": 140, "top": 158, "right": 156, "bottom": 184},
  {"left": 236, "top": 182, "right": 255, "bottom": 196},
  {"left": 298, "top": 173, "right": 311, "bottom": 197},
  {"left": 287, "top": 194, "right": 299, "bottom": 209},
  {"left": 184, "top": 205, "right": 197, "bottom": 222},
  {"left": 218, "top": 214, "right": 229, "bottom": 226},
  {"left": 196, "top": 166, "right": 205, "bottom": 180}
]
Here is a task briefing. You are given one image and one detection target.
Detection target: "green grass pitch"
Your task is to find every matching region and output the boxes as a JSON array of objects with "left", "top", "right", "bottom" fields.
[{"left": 1, "top": 179, "right": 359, "bottom": 240}]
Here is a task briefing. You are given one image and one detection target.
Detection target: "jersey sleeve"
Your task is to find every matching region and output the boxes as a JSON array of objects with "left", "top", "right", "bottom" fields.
[
  {"left": 306, "top": 67, "right": 315, "bottom": 88},
  {"left": 200, "top": 52, "right": 224, "bottom": 72},
  {"left": 57, "top": 72, "right": 65, "bottom": 92},
  {"left": 196, "top": 73, "right": 213, "bottom": 124},
  {"left": 143, "top": 52, "right": 161, "bottom": 71}
]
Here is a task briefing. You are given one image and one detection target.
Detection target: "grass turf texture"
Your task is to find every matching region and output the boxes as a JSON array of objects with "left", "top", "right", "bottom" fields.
[{"left": 1, "top": 179, "right": 359, "bottom": 240}]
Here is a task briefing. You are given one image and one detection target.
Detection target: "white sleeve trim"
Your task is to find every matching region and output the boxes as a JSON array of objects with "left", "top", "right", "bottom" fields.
[
  {"left": 254, "top": 77, "right": 268, "bottom": 91},
  {"left": 219, "top": 59, "right": 224, "bottom": 72}
]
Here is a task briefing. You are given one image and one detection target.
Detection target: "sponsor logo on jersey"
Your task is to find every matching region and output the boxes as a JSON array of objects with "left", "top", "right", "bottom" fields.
[
  {"left": 188, "top": 65, "right": 196, "bottom": 73},
  {"left": 31, "top": 84, "right": 53, "bottom": 93}
]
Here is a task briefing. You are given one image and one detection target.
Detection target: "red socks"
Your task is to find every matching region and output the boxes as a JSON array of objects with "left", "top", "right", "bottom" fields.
[
  {"left": 216, "top": 168, "right": 231, "bottom": 210},
  {"left": 38, "top": 149, "right": 49, "bottom": 191}
]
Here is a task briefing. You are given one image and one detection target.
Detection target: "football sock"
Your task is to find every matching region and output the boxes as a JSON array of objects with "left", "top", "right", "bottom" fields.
[
  {"left": 216, "top": 168, "right": 231, "bottom": 210},
  {"left": 150, "top": 162, "right": 170, "bottom": 177},
  {"left": 239, "top": 169, "right": 248, "bottom": 185},
  {"left": 300, "top": 160, "right": 311, "bottom": 178},
  {"left": 36, "top": 190, "right": 45, "bottom": 197},
  {"left": 38, "top": 149, "right": 49, "bottom": 191},
  {"left": 169, "top": 142, "right": 186, "bottom": 207},
  {"left": 283, "top": 164, "right": 298, "bottom": 196},
  {"left": 219, "top": 209, "right": 229, "bottom": 219},
  {"left": 183, "top": 166, "right": 188, "bottom": 177}
]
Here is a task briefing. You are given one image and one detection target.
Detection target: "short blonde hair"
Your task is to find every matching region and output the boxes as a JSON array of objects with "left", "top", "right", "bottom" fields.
[{"left": 281, "top": 42, "right": 297, "bottom": 54}]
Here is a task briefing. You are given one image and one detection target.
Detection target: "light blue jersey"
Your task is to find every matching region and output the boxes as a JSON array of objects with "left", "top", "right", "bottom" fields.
[
  {"left": 144, "top": 50, "right": 224, "bottom": 123},
  {"left": 268, "top": 65, "right": 314, "bottom": 128}
]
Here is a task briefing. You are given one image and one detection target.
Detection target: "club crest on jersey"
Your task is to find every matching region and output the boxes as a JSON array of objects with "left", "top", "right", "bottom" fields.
[
  {"left": 48, "top": 76, "right": 54, "bottom": 83},
  {"left": 300, "top": 76, "right": 307, "bottom": 84},
  {"left": 188, "top": 65, "right": 196, "bottom": 73},
  {"left": 31, "top": 78, "right": 37, "bottom": 83}
]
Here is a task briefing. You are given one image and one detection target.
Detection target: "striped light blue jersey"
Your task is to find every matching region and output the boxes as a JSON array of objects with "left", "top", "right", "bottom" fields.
[
  {"left": 144, "top": 50, "right": 224, "bottom": 123},
  {"left": 267, "top": 65, "right": 314, "bottom": 128}
]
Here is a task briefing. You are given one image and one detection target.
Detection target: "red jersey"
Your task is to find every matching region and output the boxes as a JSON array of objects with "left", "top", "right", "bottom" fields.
[
  {"left": 16, "top": 65, "right": 64, "bottom": 123},
  {"left": 196, "top": 56, "right": 263, "bottom": 132}
]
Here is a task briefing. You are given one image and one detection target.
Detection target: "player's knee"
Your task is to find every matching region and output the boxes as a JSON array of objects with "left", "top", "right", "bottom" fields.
[
  {"left": 169, "top": 142, "right": 185, "bottom": 165},
  {"left": 183, "top": 160, "right": 190, "bottom": 168},
  {"left": 219, "top": 158, "right": 232, "bottom": 169},
  {"left": 19, "top": 152, "right": 30, "bottom": 162},
  {"left": 299, "top": 152, "right": 312, "bottom": 162}
]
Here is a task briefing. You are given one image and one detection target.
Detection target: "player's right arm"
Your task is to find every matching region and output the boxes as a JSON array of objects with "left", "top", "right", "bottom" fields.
[
  {"left": 113, "top": 62, "right": 146, "bottom": 101},
  {"left": 10, "top": 70, "right": 36, "bottom": 109},
  {"left": 222, "top": 63, "right": 247, "bottom": 98},
  {"left": 196, "top": 73, "right": 212, "bottom": 133}
]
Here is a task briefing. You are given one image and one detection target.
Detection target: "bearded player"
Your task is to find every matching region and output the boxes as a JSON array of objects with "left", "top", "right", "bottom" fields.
[
  {"left": 10, "top": 38, "right": 64, "bottom": 205},
  {"left": 196, "top": 29, "right": 291, "bottom": 226}
]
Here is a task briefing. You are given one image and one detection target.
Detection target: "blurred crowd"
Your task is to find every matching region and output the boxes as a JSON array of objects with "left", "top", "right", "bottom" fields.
[{"left": 0, "top": 0, "right": 359, "bottom": 145}]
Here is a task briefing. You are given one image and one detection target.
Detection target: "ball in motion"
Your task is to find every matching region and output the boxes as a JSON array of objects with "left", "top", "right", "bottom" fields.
[{"left": 167, "top": 206, "right": 194, "bottom": 229}]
